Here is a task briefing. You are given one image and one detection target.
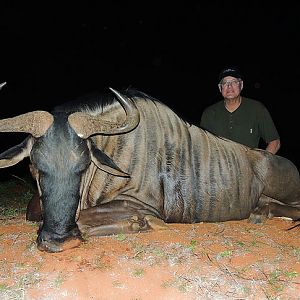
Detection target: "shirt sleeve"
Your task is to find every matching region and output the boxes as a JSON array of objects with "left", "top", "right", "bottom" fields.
[
  {"left": 200, "top": 108, "right": 213, "bottom": 131},
  {"left": 259, "top": 105, "right": 280, "bottom": 143}
]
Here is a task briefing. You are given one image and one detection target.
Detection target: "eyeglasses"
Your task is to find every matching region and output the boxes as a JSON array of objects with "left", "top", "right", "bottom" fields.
[{"left": 219, "top": 80, "right": 241, "bottom": 88}]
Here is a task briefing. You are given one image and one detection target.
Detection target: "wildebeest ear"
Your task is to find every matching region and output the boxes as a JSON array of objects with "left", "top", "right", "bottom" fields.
[
  {"left": 0, "top": 136, "right": 33, "bottom": 168},
  {"left": 89, "top": 141, "right": 130, "bottom": 177}
]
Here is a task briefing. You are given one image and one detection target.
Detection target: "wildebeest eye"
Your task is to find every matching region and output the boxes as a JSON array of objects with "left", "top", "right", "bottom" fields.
[{"left": 74, "top": 150, "right": 91, "bottom": 173}]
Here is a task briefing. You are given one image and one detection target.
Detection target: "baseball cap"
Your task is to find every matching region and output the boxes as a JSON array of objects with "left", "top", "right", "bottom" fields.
[{"left": 218, "top": 67, "right": 242, "bottom": 82}]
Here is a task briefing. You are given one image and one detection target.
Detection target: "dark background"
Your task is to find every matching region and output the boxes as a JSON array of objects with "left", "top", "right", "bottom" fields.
[{"left": 1, "top": 1, "right": 300, "bottom": 173}]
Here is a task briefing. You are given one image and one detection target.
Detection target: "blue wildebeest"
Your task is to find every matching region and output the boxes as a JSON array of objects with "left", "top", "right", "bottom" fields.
[{"left": 0, "top": 88, "right": 300, "bottom": 252}]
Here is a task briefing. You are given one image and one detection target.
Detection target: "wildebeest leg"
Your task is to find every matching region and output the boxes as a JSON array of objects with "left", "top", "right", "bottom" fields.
[
  {"left": 26, "top": 191, "right": 42, "bottom": 221},
  {"left": 26, "top": 163, "right": 42, "bottom": 221},
  {"left": 255, "top": 154, "right": 300, "bottom": 206},
  {"left": 77, "top": 200, "right": 168, "bottom": 237},
  {"left": 249, "top": 195, "right": 300, "bottom": 224}
]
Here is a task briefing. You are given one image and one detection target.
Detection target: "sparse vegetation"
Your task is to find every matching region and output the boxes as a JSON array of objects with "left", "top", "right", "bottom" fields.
[
  {"left": 132, "top": 268, "right": 144, "bottom": 277},
  {"left": 0, "top": 178, "right": 299, "bottom": 299},
  {"left": 54, "top": 272, "right": 65, "bottom": 288},
  {"left": 0, "top": 174, "right": 36, "bottom": 219},
  {"left": 115, "top": 233, "right": 126, "bottom": 242}
]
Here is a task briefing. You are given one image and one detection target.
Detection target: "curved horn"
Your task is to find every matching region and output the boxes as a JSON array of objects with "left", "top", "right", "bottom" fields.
[
  {"left": 68, "top": 87, "right": 140, "bottom": 138},
  {"left": 0, "top": 111, "right": 54, "bottom": 138},
  {"left": 0, "top": 82, "right": 7, "bottom": 90}
]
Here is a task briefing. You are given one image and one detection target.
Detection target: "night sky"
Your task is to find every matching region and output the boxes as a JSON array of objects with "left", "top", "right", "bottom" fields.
[{"left": 1, "top": 1, "right": 300, "bottom": 168}]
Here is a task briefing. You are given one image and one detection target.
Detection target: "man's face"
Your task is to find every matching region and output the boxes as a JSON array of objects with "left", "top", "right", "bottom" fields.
[{"left": 218, "top": 76, "right": 243, "bottom": 99}]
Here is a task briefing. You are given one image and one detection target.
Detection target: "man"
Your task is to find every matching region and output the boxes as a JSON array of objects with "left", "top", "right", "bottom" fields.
[{"left": 200, "top": 67, "right": 281, "bottom": 154}]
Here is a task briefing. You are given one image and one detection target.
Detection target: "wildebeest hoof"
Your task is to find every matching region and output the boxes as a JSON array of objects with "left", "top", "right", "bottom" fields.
[
  {"left": 145, "top": 215, "right": 169, "bottom": 230},
  {"left": 129, "top": 215, "right": 169, "bottom": 231},
  {"left": 129, "top": 215, "right": 147, "bottom": 231},
  {"left": 37, "top": 237, "right": 82, "bottom": 253},
  {"left": 248, "top": 213, "right": 267, "bottom": 224}
]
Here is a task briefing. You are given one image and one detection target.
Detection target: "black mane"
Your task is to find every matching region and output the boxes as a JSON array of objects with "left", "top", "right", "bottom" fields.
[{"left": 52, "top": 87, "right": 159, "bottom": 114}]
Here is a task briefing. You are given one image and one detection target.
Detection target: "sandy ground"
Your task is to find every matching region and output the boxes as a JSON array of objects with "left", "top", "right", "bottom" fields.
[{"left": 0, "top": 215, "right": 300, "bottom": 300}]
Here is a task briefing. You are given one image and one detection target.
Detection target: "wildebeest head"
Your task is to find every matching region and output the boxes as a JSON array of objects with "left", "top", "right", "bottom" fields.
[{"left": 0, "top": 88, "right": 140, "bottom": 252}]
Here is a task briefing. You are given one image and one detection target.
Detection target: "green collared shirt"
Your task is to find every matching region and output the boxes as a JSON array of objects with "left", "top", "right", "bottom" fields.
[{"left": 200, "top": 97, "right": 280, "bottom": 148}]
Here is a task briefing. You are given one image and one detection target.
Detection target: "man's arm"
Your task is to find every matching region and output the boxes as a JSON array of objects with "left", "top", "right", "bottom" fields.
[{"left": 266, "top": 139, "right": 281, "bottom": 154}]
